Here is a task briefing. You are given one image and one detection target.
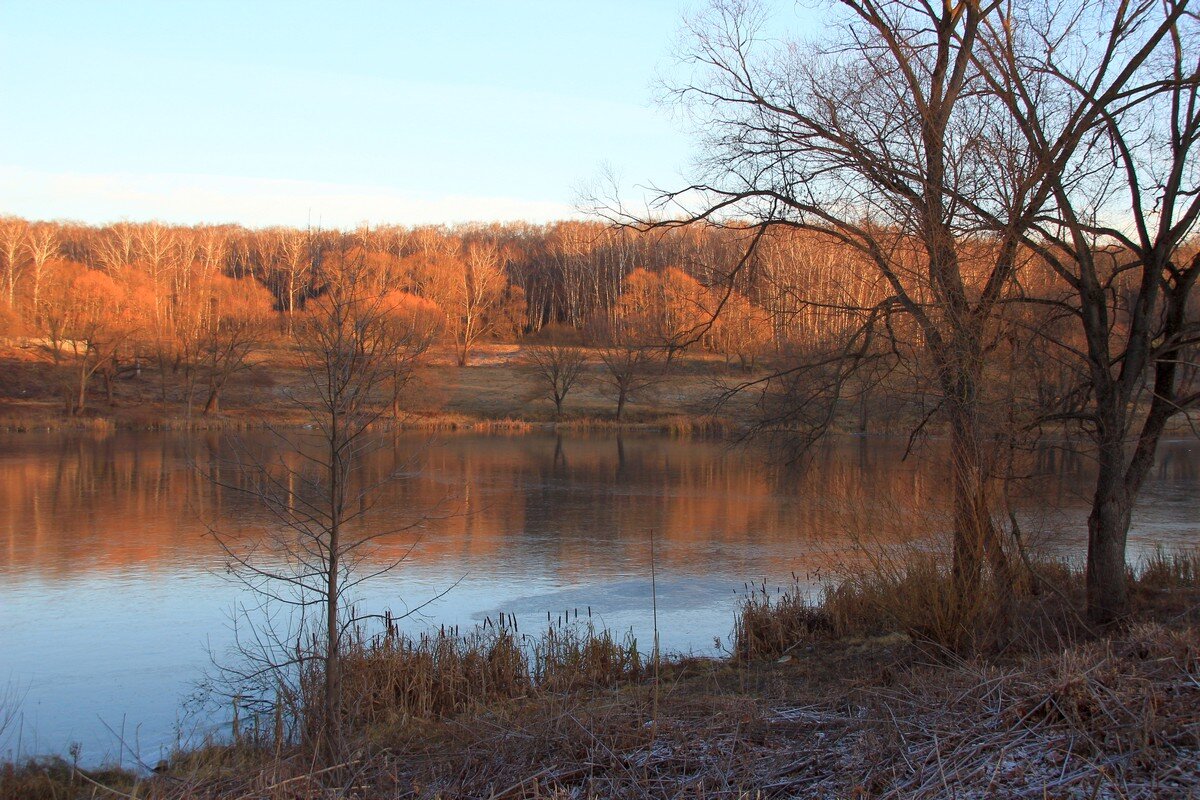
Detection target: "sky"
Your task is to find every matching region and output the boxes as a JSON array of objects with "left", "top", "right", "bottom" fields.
[{"left": 0, "top": 0, "right": 734, "bottom": 229}]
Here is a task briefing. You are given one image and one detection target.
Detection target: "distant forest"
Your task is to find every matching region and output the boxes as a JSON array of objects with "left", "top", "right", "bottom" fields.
[
  {"left": 0, "top": 216, "right": 1086, "bottom": 391},
  {"left": 0, "top": 217, "right": 895, "bottom": 344}
]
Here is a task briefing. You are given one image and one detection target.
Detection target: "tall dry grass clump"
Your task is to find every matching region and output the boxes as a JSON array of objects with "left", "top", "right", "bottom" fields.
[
  {"left": 531, "top": 623, "right": 644, "bottom": 691},
  {"left": 0, "top": 758, "right": 140, "bottom": 800},
  {"left": 735, "top": 546, "right": 1200, "bottom": 660},
  {"left": 732, "top": 558, "right": 1010, "bottom": 658},
  {"left": 333, "top": 626, "right": 532, "bottom": 730},
  {"left": 305, "top": 616, "right": 647, "bottom": 738},
  {"left": 661, "top": 415, "right": 734, "bottom": 438},
  {"left": 819, "top": 550, "right": 1010, "bottom": 651},
  {"left": 1133, "top": 547, "right": 1200, "bottom": 589},
  {"left": 732, "top": 579, "right": 831, "bottom": 660},
  {"left": 735, "top": 493, "right": 1008, "bottom": 658}
]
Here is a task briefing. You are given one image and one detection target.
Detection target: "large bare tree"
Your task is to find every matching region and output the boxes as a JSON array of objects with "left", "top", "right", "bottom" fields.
[
  {"left": 626, "top": 0, "right": 1052, "bottom": 612},
  {"left": 630, "top": 0, "right": 1197, "bottom": 627},
  {"left": 972, "top": 0, "right": 1200, "bottom": 622}
]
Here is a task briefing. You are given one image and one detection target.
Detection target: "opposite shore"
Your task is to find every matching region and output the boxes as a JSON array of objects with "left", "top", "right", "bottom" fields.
[{"left": 1, "top": 342, "right": 800, "bottom": 436}]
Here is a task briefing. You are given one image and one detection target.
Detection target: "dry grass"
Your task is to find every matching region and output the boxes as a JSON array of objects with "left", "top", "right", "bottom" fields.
[
  {"left": 0, "top": 757, "right": 139, "bottom": 800},
  {"left": 787, "top": 620, "right": 1200, "bottom": 800},
  {"left": 308, "top": 617, "right": 647, "bottom": 740},
  {"left": 0, "top": 410, "right": 116, "bottom": 433},
  {"left": 732, "top": 579, "right": 832, "bottom": 660},
  {"left": 6, "top": 537, "right": 1196, "bottom": 798},
  {"left": 0, "top": 400, "right": 311, "bottom": 433},
  {"left": 335, "top": 626, "right": 531, "bottom": 729},
  {"left": 660, "top": 414, "right": 737, "bottom": 437},
  {"left": 55, "top": 617, "right": 1195, "bottom": 799},
  {"left": 734, "top": 548, "right": 1200, "bottom": 660},
  {"left": 734, "top": 552, "right": 1006, "bottom": 658},
  {"left": 1134, "top": 547, "right": 1200, "bottom": 591},
  {"left": 382, "top": 413, "right": 539, "bottom": 433},
  {"left": 1, "top": 344, "right": 745, "bottom": 436},
  {"left": 530, "top": 623, "right": 646, "bottom": 691}
]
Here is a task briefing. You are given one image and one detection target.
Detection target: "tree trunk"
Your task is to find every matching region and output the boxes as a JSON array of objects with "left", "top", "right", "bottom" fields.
[
  {"left": 203, "top": 386, "right": 220, "bottom": 415},
  {"left": 324, "top": 438, "right": 342, "bottom": 752},
  {"left": 943, "top": 362, "right": 1013, "bottom": 631},
  {"left": 184, "top": 370, "right": 195, "bottom": 422},
  {"left": 1084, "top": 402, "right": 1159, "bottom": 624},
  {"left": 1083, "top": 273, "right": 1192, "bottom": 624},
  {"left": 616, "top": 389, "right": 626, "bottom": 420},
  {"left": 324, "top": 532, "right": 339, "bottom": 747},
  {"left": 76, "top": 368, "right": 88, "bottom": 415},
  {"left": 948, "top": 408, "right": 989, "bottom": 605},
  {"left": 1086, "top": 461, "right": 1131, "bottom": 625},
  {"left": 158, "top": 353, "right": 169, "bottom": 408}
]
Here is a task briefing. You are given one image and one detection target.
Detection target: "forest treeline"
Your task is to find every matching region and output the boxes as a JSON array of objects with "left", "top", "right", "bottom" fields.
[{"left": 0, "top": 215, "right": 1086, "bottom": 423}]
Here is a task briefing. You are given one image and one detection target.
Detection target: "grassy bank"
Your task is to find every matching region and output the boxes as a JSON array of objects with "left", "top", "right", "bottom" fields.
[
  {"left": 0, "top": 404, "right": 742, "bottom": 438},
  {"left": 4, "top": 551, "right": 1197, "bottom": 799},
  {"left": 6, "top": 341, "right": 1198, "bottom": 439},
  {"left": 0, "top": 343, "right": 866, "bottom": 436}
]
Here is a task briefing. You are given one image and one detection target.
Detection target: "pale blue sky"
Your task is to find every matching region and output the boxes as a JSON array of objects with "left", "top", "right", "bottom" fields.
[{"left": 0, "top": 1, "right": 722, "bottom": 227}]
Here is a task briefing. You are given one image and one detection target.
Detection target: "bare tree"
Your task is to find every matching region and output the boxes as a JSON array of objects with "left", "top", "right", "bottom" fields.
[
  {"left": 25, "top": 222, "right": 59, "bottom": 320},
  {"left": 95, "top": 221, "right": 138, "bottom": 274},
  {"left": 272, "top": 227, "right": 313, "bottom": 331},
  {"left": 423, "top": 240, "right": 507, "bottom": 366},
  {"left": 525, "top": 343, "right": 589, "bottom": 418},
  {"left": 379, "top": 290, "right": 441, "bottom": 420},
  {"left": 0, "top": 218, "right": 26, "bottom": 309},
  {"left": 590, "top": 318, "right": 667, "bottom": 420},
  {"left": 596, "top": 343, "right": 663, "bottom": 421},
  {"left": 40, "top": 263, "right": 132, "bottom": 414},
  {"left": 971, "top": 0, "right": 1200, "bottom": 622},
  {"left": 637, "top": 0, "right": 1196, "bottom": 626},
  {"left": 706, "top": 287, "right": 772, "bottom": 370},
  {"left": 134, "top": 221, "right": 176, "bottom": 323},
  {"left": 199, "top": 276, "right": 276, "bottom": 415},
  {"left": 212, "top": 249, "right": 425, "bottom": 753},
  {"left": 613, "top": 0, "right": 1056, "bottom": 616}
]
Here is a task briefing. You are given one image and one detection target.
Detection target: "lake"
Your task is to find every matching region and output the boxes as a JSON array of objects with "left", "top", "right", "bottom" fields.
[{"left": 0, "top": 430, "right": 1196, "bottom": 766}]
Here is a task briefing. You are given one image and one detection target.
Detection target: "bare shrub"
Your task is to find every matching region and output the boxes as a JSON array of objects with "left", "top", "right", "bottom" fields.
[{"left": 524, "top": 343, "right": 588, "bottom": 418}]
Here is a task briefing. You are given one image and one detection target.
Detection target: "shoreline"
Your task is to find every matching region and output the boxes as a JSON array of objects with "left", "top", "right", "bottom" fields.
[
  {"left": 5, "top": 342, "right": 1196, "bottom": 440},
  {"left": 3, "top": 560, "right": 1198, "bottom": 799},
  {"left": 0, "top": 402, "right": 743, "bottom": 437},
  {"left": 0, "top": 343, "right": 753, "bottom": 436}
]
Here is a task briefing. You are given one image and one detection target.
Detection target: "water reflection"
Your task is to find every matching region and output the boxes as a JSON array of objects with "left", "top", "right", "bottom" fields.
[
  {"left": 2, "top": 432, "right": 1196, "bottom": 578},
  {"left": 0, "top": 432, "right": 952, "bottom": 576}
]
